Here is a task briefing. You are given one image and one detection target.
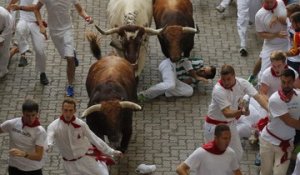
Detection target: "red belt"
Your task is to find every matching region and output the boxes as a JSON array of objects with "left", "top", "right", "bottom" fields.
[
  {"left": 266, "top": 127, "right": 291, "bottom": 164},
  {"left": 63, "top": 156, "right": 83, "bottom": 162},
  {"left": 205, "top": 116, "right": 229, "bottom": 125}
]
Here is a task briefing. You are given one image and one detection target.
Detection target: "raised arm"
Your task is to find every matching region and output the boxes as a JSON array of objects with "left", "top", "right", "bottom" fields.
[{"left": 74, "top": 3, "right": 93, "bottom": 24}]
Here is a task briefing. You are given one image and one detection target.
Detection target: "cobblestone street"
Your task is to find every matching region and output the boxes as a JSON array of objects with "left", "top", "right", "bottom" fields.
[{"left": 0, "top": 0, "right": 264, "bottom": 174}]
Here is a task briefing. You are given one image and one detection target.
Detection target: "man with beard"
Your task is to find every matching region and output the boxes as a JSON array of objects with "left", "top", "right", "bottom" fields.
[
  {"left": 176, "top": 57, "right": 216, "bottom": 88},
  {"left": 259, "top": 69, "right": 300, "bottom": 175},
  {"left": 260, "top": 51, "right": 299, "bottom": 100},
  {"left": 176, "top": 124, "right": 242, "bottom": 175}
]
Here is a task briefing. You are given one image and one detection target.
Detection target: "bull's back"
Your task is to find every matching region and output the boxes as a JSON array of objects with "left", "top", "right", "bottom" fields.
[
  {"left": 86, "top": 56, "right": 135, "bottom": 94},
  {"left": 153, "top": 0, "right": 193, "bottom": 27},
  {"left": 108, "top": 0, "right": 152, "bottom": 27}
]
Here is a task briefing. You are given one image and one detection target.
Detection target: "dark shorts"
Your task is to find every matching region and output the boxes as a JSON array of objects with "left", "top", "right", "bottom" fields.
[
  {"left": 8, "top": 166, "right": 42, "bottom": 175},
  {"left": 287, "top": 60, "right": 300, "bottom": 75}
]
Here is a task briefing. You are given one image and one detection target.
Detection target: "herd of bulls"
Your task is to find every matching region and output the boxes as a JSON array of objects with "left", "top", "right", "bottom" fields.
[{"left": 82, "top": 0, "right": 199, "bottom": 153}]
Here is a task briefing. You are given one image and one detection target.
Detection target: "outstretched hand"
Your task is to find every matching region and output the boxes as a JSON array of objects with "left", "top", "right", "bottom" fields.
[
  {"left": 39, "top": 26, "right": 48, "bottom": 40},
  {"left": 113, "top": 150, "right": 123, "bottom": 158}
]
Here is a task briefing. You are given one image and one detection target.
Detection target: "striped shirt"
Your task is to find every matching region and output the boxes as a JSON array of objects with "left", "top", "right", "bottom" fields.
[{"left": 176, "top": 57, "right": 204, "bottom": 87}]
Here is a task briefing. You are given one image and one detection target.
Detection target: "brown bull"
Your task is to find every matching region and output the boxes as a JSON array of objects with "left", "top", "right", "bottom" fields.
[
  {"left": 153, "top": 0, "right": 199, "bottom": 62},
  {"left": 82, "top": 32, "right": 141, "bottom": 152}
]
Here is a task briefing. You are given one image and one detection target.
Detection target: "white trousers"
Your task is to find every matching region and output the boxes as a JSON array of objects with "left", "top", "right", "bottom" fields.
[
  {"left": 49, "top": 28, "right": 74, "bottom": 58},
  {"left": 237, "top": 0, "right": 250, "bottom": 48},
  {"left": 142, "top": 60, "right": 193, "bottom": 99},
  {"left": 259, "top": 137, "right": 293, "bottom": 175},
  {"left": 63, "top": 156, "right": 109, "bottom": 175},
  {"left": 15, "top": 20, "right": 46, "bottom": 72},
  {"left": 204, "top": 120, "right": 244, "bottom": 162},
  {"left": 0, "top": 32, "right": 12, "bottom": 74},
  {"left": 292, "top": 153, "right": 300, "bottom": 175}
]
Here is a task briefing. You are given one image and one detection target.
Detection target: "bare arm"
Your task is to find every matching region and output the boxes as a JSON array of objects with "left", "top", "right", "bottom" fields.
[
  {"left": 74, "top": 3, "right": 93, "bottom": 24},
  {"left": 222, "top": 106, "right": 245, "bottom": 119},
  {"left": 259, "top": 83, "right": 270, "bottom": 102},
  {"left": 9, "top": 145, "right": 44, "bottom": 161},
  {"left": 176, "top": 162, "right": 190, "bottom": 175},
  {"left": 279, "top": 113, "right": 300, "bottom": 130},
  {"left": 253, "top": 93, "right": 269, "bottom": 112},
  {"left": 234, "top": 169, "right": 243, "bottom": 175},
  {"left": 257, "top": 31, "right": 288, "bottom": 40},
  {"left": 34, "top": 2, "right": 47, "bottom": 39},
  {"left": 7, "top": 0, "right": 19, "bottom": 11}
]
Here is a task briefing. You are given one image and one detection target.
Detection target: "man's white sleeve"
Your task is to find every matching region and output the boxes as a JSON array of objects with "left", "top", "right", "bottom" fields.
[{"left": 83, "top": 122, "right": 114, "bottom": 156}]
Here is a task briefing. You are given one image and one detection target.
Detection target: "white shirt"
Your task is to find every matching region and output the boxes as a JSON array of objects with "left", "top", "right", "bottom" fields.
[
  {"left": 261, "top": 66, "right": 299, "bottom": 97},
  {"left": 0, "top": 6, "right": 14, "bottom": 38},
  {"left": 207, "top": 77, "right": 258, "bottom": 122},
  {"left": 0, "top": 118, "right": 47, "bottom": 171},
  {"left": 261, "top": 90, "right": 300, "bottom": 145},
  {"left": 255, "top": 0, "right": 289, "bottom": 56},
  {"left": 47, "top": 117, "right": 114, "bottom": 160},
  {"left": 19, "top": 0, "right": 39, "bottom": 22},
  {"left": 184, "top": 147, "right": 239, "bottom": 175},
  {"left": 39, "top": 0, "right": 78, "bottom": 30}
]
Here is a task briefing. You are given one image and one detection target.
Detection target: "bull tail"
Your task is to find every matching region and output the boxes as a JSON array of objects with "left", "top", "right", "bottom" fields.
[{"left": 85, "top": 31, "right": 102, "bottom": 59}]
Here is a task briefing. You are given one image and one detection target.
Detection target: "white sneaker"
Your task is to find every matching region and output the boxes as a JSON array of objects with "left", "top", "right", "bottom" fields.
[
  {"left": 0, "top": 70, "right": 8, "bottom": 79},
  {"left": 136, "top": 164, "right": 156, "bottom": 174},
  {"left": 215, "top": 5, "right": 225, "bottom": 13}
]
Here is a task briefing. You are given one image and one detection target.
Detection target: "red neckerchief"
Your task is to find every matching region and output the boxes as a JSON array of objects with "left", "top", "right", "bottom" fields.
[
  {"left": 263, "top": 1, "right": 278, "bottom": 13},
  {"left": 202, "top": 140, "right": 226, "bottom": 155},
  {"left": 22, "top": 117, "right": 40, "bottom": 128},
  {"left": 271, "top": 65, "right": 288, "bottom": 77},
  {"left": 59, "top": 115, "right": 81, "bottom": 128},
  {"left": 278, "top": 88, "right": 297, "bottom": 103},
  {"left": 218, "top": 79, "right": 235, "bottom": 91}
]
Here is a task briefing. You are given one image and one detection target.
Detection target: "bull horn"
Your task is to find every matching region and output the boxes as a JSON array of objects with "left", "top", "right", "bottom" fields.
[
  {"left": 182, "top": 25, "right": 199, "bottom": 34},
  {"left": 144, "top": 27, "right": 163, "bottom": 35},
  {"left": 95, "top": 25, "right": 120, "bottom": 35},
  {"left": 81, "top": 104, "right": 102, "bottom": 118},
  {"left": 119, "top": 101, "right": 142, "bottom": 111}
]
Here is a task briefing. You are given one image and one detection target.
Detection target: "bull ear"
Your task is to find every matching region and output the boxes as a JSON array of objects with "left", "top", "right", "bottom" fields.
[
  {"left": 119, "top": 101, "right": 142, "bottom": 111},
  {"left": 81, "top": 104, "right": 102, "bottom": 118},
  {"left": 95, "top": 25, "right": 120, "bottom": 35},
  {"left": 182, "top": 25, "right": 199, "bottom": 34}
]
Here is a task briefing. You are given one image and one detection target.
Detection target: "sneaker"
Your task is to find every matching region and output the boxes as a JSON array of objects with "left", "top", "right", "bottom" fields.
[
  {"left": 66, "top": 85, "right": 74, "bottom": 97},
  {"left": 135, "top": 164, "right": 156, "bottom": 174},
  {"left": 215, "top": 5, "right": 225, "bottom": 13},
  {"left": 40, "top": 72, "right": 49, "bottom": 85},
  {"left": 74, "top": 49, "right": 79, "bottom": 67},
  {"left": 0, "top": 69, "right": 8, "bottom": 79},
  {"left": 18, "top": 55, "right": 28, "bottom": 67},
  {"left": 239, "top": 48, "right": 248, "bottom": 57},
  {"left": 254, "top": 153, "right": 261, "bottom": 166}
]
